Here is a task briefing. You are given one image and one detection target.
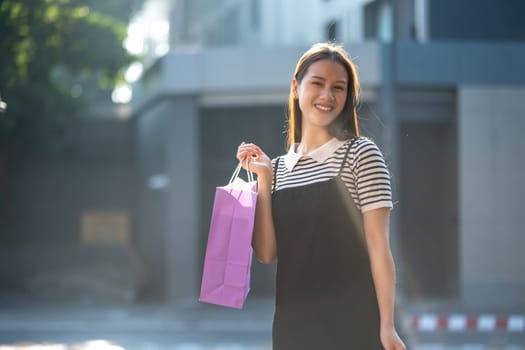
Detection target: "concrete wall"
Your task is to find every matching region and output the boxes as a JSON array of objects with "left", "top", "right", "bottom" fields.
[
  {"left": 459, "top": 86, "right": 525, "bottom": 305},
  {"left": 1, "top": 119, "right": 140, "bottom": 302},
  {"left": 11, "top": 118, "right": 136, "bottom": 244}
]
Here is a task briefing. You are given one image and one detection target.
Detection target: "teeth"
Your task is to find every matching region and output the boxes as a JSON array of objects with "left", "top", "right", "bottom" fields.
[{"left": 316, "top": 105, "right": 332, "bottom": 111}]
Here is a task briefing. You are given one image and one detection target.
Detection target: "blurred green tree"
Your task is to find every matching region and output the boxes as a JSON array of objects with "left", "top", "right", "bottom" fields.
[{"left": 0, "top": 0, "right": 144, "bottom": 222}]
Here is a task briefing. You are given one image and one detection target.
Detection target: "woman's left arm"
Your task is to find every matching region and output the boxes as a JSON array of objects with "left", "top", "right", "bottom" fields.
[{"left": 363, "top": 207, "right": 406, "bottom": 350}]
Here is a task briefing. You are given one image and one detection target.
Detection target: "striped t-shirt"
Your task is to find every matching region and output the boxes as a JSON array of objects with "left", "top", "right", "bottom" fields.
[{"left": 271, "top": 137, "right": 393, "bottom": 213}]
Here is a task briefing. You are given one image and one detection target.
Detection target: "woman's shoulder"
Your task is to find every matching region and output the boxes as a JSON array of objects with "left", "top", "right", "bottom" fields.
[
  {"left": 344, "top": 136, "right": 378, "bottom": 148},
  {"left": 341, "top": 136, "right": 387, "bottom": 171},
  {"left": 341, "top": 136, "right": 382, "bottom": 155}
]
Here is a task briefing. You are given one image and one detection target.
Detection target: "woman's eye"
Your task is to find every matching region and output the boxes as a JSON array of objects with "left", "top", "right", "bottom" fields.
[
  {"left": 334, "top": 86, "right": 345, "bottom": 91},
  {"left": 312, "top": 81, "right": 322, "bottom": 86}
]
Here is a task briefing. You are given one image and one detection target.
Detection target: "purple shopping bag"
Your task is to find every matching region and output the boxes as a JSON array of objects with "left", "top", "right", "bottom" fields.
[{"left": 199, "top": 163, "right": 257, "bottom": 309}]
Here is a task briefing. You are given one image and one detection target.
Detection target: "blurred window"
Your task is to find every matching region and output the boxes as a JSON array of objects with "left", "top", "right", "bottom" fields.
[
  {"left": 326, "top": 20, "right": 339, "bottom": 42},
  {"left": 364, "top": 0, "right": 392, "bottom": 42}
]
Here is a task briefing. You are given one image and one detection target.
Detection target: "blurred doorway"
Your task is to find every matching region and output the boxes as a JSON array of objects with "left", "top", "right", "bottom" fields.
[{"left": 398, "top": 90, "right": 459, "bottom": 299}]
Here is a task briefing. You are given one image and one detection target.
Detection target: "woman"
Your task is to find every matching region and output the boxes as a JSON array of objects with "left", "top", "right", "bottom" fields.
[{"left": 237, "top": 42, "right": 406, "bottom": 349}]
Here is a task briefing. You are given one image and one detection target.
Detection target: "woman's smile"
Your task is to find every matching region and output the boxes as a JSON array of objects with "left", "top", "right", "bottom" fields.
[{"left": 314, "top": 103, "right": 334, "bottom": 112}]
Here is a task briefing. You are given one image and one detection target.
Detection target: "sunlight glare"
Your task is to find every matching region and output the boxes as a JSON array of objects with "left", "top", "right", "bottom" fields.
[
  {"left": 71, "top": 340, "right": 125, "bottom": 350},
  {"left": 124, "top": 62, "right": 144, "bottom": 83},
  {"left": 124, "top": 22, "right": 145, "bottom": 55},
  {"left": 111, "top": 83, "right": 132, "bottom": 104}
]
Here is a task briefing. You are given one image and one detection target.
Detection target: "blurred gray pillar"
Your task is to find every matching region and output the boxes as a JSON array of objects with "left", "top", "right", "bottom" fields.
[
  {"left": 165, "top": 96, "right": 200, "bottom": 304},
  {"left": 137, "top": 96, "right": 200, "bottom": 304}
]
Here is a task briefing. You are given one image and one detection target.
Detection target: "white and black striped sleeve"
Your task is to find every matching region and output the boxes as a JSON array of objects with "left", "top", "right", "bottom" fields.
[{"left": 347, "top": 138, "right": 393, "bottom": 212}]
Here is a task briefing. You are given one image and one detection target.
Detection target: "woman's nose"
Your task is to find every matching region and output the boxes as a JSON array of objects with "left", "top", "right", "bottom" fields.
[{"left": 321, "top": 88, "right": 335, "bottom": 100}]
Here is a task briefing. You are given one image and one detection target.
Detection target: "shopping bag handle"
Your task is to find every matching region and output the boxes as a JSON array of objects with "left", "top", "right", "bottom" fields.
[{"left": 229, "top": 159, "right": 254, "bottom": 184}]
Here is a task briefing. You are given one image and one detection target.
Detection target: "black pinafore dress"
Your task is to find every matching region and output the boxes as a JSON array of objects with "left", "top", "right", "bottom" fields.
[{"left": 271, "top": 141, "right": 382, "bottom": 349}]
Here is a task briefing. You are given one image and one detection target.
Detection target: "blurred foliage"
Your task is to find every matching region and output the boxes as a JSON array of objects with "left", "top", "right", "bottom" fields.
[
  {"left": 0, "top": 0, "right": 144, "bottom": 149},
  {"left": 0, "top": 0, "right": 144, "bottom": 225}
]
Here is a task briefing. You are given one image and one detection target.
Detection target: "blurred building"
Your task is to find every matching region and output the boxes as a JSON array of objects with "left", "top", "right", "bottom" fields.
[{"left": 126, "top": 0, "right": 525, "bottom": 306}]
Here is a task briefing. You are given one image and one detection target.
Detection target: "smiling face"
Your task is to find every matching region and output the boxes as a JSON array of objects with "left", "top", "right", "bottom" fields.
[{"left": 292, "top": 59, "right": 349, "bottom": 137}]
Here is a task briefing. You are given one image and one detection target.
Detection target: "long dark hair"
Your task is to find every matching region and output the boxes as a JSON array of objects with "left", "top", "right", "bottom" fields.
[{"left": 287, "top": 42, "right": 360, "bottom": 147}]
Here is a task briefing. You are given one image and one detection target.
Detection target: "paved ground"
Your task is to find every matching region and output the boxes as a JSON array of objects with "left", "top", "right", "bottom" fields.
[
  {"left": 0, "top": 296, "right": 273, "bottom": 349},
  {"left": 0, "top": 296, "right": 524, "bottom": 349}
]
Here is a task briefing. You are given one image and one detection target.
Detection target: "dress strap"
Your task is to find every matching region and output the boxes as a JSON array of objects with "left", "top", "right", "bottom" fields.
[
  {"left": 337, "top": 138, "right": 355, "bottom": 176},
  {"left": 273, "top": 157, "right": 280, "bottom": 191}
]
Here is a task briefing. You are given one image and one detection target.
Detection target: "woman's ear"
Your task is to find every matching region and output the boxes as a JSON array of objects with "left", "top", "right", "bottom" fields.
[{"left": 291, "top": 79, "right": 298, "bottom": 99}]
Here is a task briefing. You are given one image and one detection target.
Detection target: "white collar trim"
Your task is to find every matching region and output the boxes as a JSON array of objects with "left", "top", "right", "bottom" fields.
[{"left": 284, "top": 137, "right": 345, "bottom": 172}]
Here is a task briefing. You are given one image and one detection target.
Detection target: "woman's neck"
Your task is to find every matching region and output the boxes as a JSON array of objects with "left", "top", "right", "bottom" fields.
[{"left": 297, "top": 128, "right": 333, "bottom": 154}]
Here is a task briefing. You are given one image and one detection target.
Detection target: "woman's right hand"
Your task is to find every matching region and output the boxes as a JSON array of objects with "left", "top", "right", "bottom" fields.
[
  {"left": 236, "top": 142, "right": 273, "bottom": 184},
  {"left": 238, "top": 142, "right": 277, "bottom": 263}
]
